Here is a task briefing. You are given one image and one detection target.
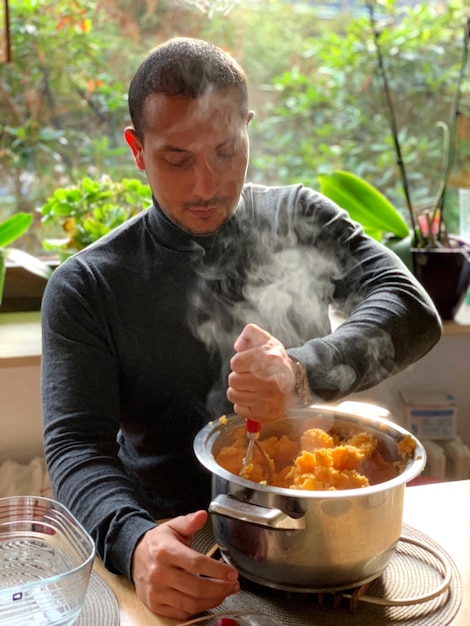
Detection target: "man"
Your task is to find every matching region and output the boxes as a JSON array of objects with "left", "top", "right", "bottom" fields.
[{"left": 41, "top": 37, "right": 441, "bottom": 620}]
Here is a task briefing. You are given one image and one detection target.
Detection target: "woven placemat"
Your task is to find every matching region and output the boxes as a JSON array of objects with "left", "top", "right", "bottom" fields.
[
  {"left": 76, "top": 570, "right": 120, "bottom": 626},
  {"left": 195, "top": 523, "right": 462, "bottom": 626}
]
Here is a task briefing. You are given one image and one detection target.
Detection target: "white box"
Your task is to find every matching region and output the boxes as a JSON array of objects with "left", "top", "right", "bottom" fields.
[{"left": 400, "top": 391, "right": 457, "bottom": 440}]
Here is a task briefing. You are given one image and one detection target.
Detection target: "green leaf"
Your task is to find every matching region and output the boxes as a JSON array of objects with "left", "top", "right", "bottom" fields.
[
  {"left": 363, "top": 227, "right": 383, "bottom": 242},
  {"left": 0, "top": 213, "right": 33, "bottom": 247},
  {"left": 0, "top": 256, "right": 5, "bottom": 306},
  {"left": 384, "top": 234, "right": 414, "bottom": 271},
  {"left": 319, "top": 171, "right": 410, "bottom": 240},
  {"left": 2, "top": 248, "right": 53, "bottom": 280}
]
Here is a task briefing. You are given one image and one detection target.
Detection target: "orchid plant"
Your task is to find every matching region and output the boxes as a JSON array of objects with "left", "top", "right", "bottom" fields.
[
  {"left": 320, "top": 3, "right": 470, "bottom": 252},
  {"left": 366, "top": 1, "right": 470, "bottom": 249}
]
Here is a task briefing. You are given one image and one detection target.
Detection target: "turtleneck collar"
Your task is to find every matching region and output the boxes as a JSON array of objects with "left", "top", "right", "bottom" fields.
[{"left": 147, "top": 195, "right": 246, "bottom": 253}]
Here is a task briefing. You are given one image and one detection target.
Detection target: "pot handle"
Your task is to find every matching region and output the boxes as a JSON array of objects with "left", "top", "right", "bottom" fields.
[{"left": 209, "top": 494, "right": 305, "bottom": 530}]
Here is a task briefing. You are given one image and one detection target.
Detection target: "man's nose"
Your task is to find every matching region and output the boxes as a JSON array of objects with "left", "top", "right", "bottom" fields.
[{"left": 192, "top": 160, "right": 217, "bottom": 198}]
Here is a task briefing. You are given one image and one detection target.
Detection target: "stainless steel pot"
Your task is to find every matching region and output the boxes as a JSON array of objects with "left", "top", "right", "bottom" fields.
[{"left": 193, "top": 402, "right": 426, "bottom": 593}]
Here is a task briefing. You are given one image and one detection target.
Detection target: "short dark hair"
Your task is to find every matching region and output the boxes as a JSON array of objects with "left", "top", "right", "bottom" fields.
[{"left": 128, "top": 37, "right": 248, "bottom": 137}]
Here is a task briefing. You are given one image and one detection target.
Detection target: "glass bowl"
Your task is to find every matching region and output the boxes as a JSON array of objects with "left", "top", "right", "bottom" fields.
[{"left": 0, "top": 496, "right": 95, "bottom": 626}]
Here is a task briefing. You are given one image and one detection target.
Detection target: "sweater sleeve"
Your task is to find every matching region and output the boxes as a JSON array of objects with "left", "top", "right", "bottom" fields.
[
  {"left": 284, "top": 187, "right": 442, "bottom": 400},
  {"left": 41, "top": 259, "right": 156, "bottom": 580}
]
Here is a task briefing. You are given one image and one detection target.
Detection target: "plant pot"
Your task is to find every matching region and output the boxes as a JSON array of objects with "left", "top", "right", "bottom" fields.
[{"left": 412, "top": 242, "right": 470, "bottom": 320}]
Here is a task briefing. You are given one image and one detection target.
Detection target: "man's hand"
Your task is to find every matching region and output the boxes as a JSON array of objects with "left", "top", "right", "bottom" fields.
[
  {"left": 131, "top": 510, "right": 239, "bottom": 620},
  {"left": 227, "top": 323, "right": 297, "bottom": 422}
]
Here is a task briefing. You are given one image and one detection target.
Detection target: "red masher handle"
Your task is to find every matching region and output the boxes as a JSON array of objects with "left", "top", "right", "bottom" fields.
[{"left": 245, "top": 418, "right": 261, "bottom": 434}]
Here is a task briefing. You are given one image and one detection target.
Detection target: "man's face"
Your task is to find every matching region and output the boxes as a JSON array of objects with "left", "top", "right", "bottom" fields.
[{"left": 126, "top": 88, "right": 253, "bottom": 236}]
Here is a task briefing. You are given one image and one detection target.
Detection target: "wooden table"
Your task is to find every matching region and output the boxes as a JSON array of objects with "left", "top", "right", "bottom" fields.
[{"left": 95, "top": 479, "right": 470, "bottom": 625}]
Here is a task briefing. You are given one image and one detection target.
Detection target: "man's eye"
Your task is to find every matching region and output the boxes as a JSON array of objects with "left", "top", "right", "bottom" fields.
[
  {"left": 166, "top": 157, "right": 191, "bottom": 168},
  {"left": 217, "top": 150, "right": 236, "bottom": 159}
]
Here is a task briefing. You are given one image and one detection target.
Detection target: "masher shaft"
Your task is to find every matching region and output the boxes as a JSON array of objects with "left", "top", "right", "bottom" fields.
[
  {"left": 240, "top": 429, "right": 258, "bottom": 475},
  {"left": 245, "top": 437, "right": 256, "bottom": 465}
]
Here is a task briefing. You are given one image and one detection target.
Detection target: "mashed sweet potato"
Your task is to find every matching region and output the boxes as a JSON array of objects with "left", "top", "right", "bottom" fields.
[{"left": 215, "top": 425, "right": 416, "bottom": 491}]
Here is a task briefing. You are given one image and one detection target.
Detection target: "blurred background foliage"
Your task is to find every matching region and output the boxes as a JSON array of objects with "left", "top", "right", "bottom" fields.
[{"left": 0, "top": 0, "right": 469, "bottom": 255}]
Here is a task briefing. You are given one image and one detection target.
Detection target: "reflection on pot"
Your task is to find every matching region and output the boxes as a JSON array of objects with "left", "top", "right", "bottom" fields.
[{"left": 412, "top": 244, "right": 470, "bottom": 320}]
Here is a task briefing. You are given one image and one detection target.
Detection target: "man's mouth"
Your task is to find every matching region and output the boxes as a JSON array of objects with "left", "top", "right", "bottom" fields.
[
  {"left": 190, "top": 207, "right": 218, "bottom": 219},
  {"left": 186, "top": 199, "right": 226, "bottom": 219}
]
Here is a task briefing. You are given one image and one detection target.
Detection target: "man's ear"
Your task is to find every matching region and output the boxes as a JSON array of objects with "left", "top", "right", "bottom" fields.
[{"left": 125, "top": 128, "right": 145, "bottom": 170}]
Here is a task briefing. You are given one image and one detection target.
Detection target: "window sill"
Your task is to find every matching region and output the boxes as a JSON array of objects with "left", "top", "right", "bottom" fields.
[
  {"left": 442, "top": 300, "right": 470, "bottom": 334},
  {"left": 1, "top": 261, "right": 58, "bottom": 313},
  {"left": 0, "top": 311, "right": 41, "bottom": 367},
  {"left": 1, "top": 302, "right": 469, "bottom": 369}
]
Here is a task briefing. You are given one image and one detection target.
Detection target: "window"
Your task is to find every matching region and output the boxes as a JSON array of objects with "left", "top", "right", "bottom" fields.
[{"left": 1, "top": 0, "right": 469, "bottom": 310}]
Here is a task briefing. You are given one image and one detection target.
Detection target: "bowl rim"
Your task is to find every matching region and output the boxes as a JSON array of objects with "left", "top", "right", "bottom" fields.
[{"left": 0, "top": 495, "right": 95, "bottom": 597}]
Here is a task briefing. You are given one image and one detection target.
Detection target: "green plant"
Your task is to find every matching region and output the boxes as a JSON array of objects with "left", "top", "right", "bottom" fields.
[
  {"left": 365, "top": 2, "right": 470, "bottom": 248},
  {"left": 318, "top": 170, "right": 409, "bottom": 242},
  {"left": 1, "top": 0, "right": 138, "bottom": 236},
  {"left": 0, "top": 214, "right": 53, "bottom": 306},
  {"left": 251, "top": 0, "right": 468, "bottom": 232},
  {"left": 40, "top": 175, "right": 151, "bottom": 260},
  {"left": 318, "top": 169, "right": 414, "bottom": 269},
  {"left": 314, "top": 2, "right": 469, "bottom": 270}
]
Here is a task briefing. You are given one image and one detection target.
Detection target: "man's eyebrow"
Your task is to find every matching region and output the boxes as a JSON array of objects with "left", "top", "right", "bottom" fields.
[
  {"left": 162, "top": 145, "right": 190, "bottom": 153},
  {"left": 161, "top": 137, "right": 234, "bottom": 153}
]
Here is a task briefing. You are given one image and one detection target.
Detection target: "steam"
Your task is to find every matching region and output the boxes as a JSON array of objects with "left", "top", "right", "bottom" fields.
[
  {"left": 238, "top": 247, "right": 335, "bottom": 346},
  {"left": 190, "top": 227, "right": 339, "bottom": 351},
  {"left": 180, "top": 0, "right": 239, "bottom": 18},
  {"left": 184, "top": 193, "right": 402, "bottom": 416},
  {"left": 187, "top": 208, "right": 346, "bottom": 412}
]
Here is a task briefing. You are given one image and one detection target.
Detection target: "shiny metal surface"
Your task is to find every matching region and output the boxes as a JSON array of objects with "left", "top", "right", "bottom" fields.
[
  {"left": 194, "top": 403, "right": 426, "bottom": 592},
  {"left": 209, "top": 494, "right": 306, "bottom": 530},
  {"left": 240, "top": 437, "right": 256, "bottom": 477}
]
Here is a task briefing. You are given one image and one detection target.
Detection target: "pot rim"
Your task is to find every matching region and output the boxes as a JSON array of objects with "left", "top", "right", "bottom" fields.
[{"left": 193, "top": 404, "right": 427, "bottom": 498}]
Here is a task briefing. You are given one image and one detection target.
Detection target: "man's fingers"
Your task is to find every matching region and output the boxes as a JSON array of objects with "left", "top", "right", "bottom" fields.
[{"left": 233, "top": 323, "right": 269, "bottom": 352}]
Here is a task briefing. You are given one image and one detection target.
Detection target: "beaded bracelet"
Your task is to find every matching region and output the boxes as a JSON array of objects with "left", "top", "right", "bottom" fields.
[{"left": 290, "top": 358, "right": 312, "bottom": 407}]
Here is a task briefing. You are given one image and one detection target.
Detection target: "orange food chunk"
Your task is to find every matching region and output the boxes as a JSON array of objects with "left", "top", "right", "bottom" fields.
[
  {"left": 300, "top": 428, "right": 336, "bottom": 451},
  {"left": 397, "top": 434, "right": 416, "bottom": 457},
  {"left": 214, "top": 424, "right": 414, "bottom": 491}
]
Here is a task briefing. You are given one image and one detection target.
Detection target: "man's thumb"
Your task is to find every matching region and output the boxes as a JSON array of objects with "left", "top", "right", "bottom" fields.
[{"left": 170, "top": 509, "right": 208, "bottom": 544}]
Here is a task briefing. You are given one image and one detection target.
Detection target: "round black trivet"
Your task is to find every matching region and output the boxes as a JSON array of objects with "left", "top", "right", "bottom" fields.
[{"left": 194, "top": 523, "right": 462, "bottom": 626}]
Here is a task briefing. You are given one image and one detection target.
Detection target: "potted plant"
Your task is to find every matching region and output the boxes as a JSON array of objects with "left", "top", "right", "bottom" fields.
[
  {"left": 320, "top": 5, "right": 470, "bottom": 321},
  {"left": 40, "top": 175, "right": 151, "bottom": 260},
  {"left": 0, "top": 213, "right": 53, "bottom": 308}
]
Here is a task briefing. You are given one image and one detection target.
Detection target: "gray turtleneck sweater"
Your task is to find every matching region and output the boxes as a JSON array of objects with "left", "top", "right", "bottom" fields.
[{"left": 41, "top": 182, "right": 441, "bottom": 580}]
